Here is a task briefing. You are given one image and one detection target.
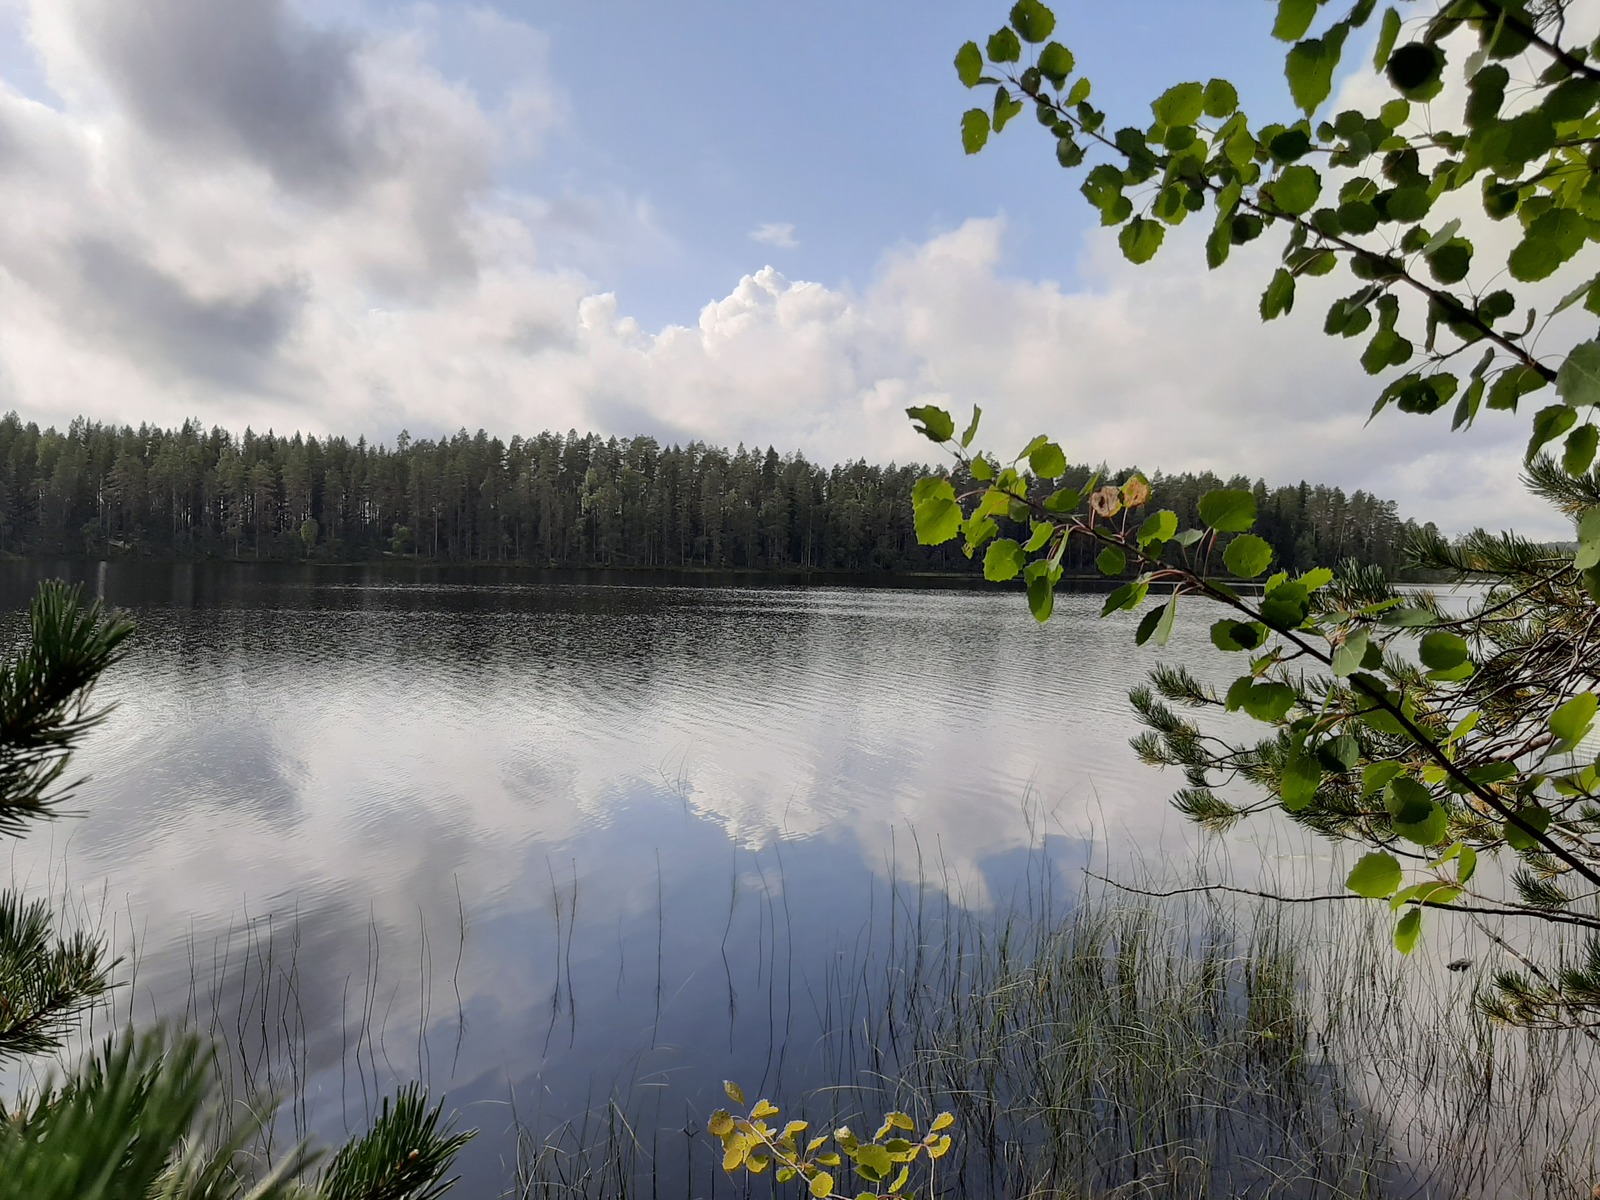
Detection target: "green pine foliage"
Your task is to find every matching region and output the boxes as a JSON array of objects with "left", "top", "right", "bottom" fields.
[{"left": 0, "top": 414, "right": 1423, "bottom": 576}]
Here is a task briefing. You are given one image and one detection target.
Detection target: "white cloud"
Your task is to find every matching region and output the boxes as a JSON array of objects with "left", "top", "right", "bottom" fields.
[
  {"left": 749, "top": 221, "right": 798, "bottom": 249},
  {"left": 0, "top": 0, "right": 1572, "bottom": 538}
]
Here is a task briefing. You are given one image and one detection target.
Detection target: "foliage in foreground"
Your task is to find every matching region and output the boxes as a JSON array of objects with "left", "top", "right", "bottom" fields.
[
  {"left": 0, "top": 581, "right": 474, "bottom": 1199},
  {"left": 695, "top": 881, "right": 1598, "bottom": 1198},
  {"left": 900, "top": 0, "right": 1600, "bottom": 1034},
  {"left": 711, "top": 1081, "right": 953, "bottom": 1200}
]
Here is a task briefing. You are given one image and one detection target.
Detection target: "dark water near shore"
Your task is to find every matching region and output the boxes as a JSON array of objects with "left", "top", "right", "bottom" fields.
[{"left": 0, "top": 560, "right": 1323, "bottom": 1190}]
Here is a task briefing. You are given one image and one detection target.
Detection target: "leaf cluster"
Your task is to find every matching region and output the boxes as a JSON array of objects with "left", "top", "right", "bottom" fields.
[
  {"left": 956, "top": 0, "right": 1600, "bottom": 494},
  {"left": 710, "top": 1081, "right": 953, "bottom": 1200},
  {"left": 908, "top": 397, "right": 1600, "bottom": 1027}
]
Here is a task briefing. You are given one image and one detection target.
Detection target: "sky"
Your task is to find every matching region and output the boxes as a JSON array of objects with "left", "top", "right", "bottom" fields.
[{"left": 0, "top": 0, "right": 1585, "bottom": 535}]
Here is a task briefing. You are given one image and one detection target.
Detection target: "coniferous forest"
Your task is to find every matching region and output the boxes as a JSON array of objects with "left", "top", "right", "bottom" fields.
[{"left": 0, "top": 413, "right": 1431, "bottom": 575}]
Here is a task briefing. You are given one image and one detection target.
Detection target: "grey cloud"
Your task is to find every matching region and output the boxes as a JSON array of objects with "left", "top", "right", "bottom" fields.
[
  {"left": 66, "top": 0, "right": 371, "bottom": 198},
  {"left": 70, "top": 237, "right": 304, "bottom": 390},
  {"left": 506, "top": 319, "right": 573, "bottom": 356}
]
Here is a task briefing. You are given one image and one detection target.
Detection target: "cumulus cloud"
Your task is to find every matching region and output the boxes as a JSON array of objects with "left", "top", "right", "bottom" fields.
[
  {"left": 0, "top": 0, "right": 1570, "bottom": 536},
  {"left": 749, "top": 221, "right": 798, "bottom": 249}
]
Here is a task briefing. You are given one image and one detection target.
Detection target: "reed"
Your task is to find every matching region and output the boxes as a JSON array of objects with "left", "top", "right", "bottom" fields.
[{"left": 513, "top": 869, "right": 1600, "bottom": 1199}]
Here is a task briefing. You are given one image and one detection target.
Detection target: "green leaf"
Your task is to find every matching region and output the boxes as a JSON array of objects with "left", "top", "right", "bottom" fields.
[
  {"left": 1347, "top": 851, "right": 1402, "bottom": 899},
  {"left": 993, "top": 88, "right": 1025, "bottom": 131},
  {"left": 1528, "top": 404, "right": 1578, "bottom": 463},
  {"left": 1508, "top": 207, "right": 1589, "bottom": 283},
  {"left": 1101, "top": 578, "right": 1149, "bottom": 616},
  {"left": 1198, "top": 488, "right": 1256, "bottom": 532},
  {"left": 1008, "top": 0, "right": 1056, "bottom": 41},
  {"left": 1241, "top": 681, "right": 1296, "bottom": 722},
  {"left": 1550, "top": 691, "right": 1598, "bottom": 746},
  {"left": 912, "top": 479, "right": 962, "bottom": 545},
  {"left": 1386, "top": 775, "right": 1447, "bottom": 845},
  {"left": 960, "top": 405, "right": 982, "bottom": 448},
  {"left": 1418, "top": 630, "right": 1469, "bottom": 671},
  {"left": 1393, "top": 908, "right": 1422, "bottom": 955},
  {"left": 1387, "top": 43, "right": 1446, "bottom": 101},
  {"left": 961, "top": 108, "right": 990, "bottom": 154},
  {"left": 1137, "top": 509, "right": 1177, "bottom": 548},
  {"left": 1465, "top": 62, "right": 1509, "bottom": 128},
  {"left": 906, "top": 405, "right": 955, "bottom": 442},
  {"left": 1024, "top": 521, "right": 1054, "bottom": 552},
  {"left": 1152, "top": 592, "right": 1178, "bottom": 646},
  {"left": 1260, "top": 577, "right": 1311, "bottom": 630},
  {"left": 1260, "top": 268, "right": 1296, "bottom": 320},
  {"left": 984, "top": 538, "right": 1027, "bottom": 582},
  {"left": 1505, "top": 806, "right": 1552, "bottom": 852},
  {"left": 1373, "top": 7, "right": 1401, "bottom": 71},
  {"left": 962, "top": 514, "right": 998, "bottom": 551},
  {"left": 1273, "top": 0, "right": 1319, "bottom": 42},
  {"left": 1027, "top": 570, "right": 1055, "bottom": 623},
  {"left": 1362, "top": 761, "right": 1404, "bottom": 795},
  {"left": 986, "top": 26, "right": 1022, "bottom": 62},
  {"left": 855, "top": 1144, "right": 894, "bottom": 1178},
  {"left": 955, "top": 41, "right": 984, "bottom": 87},
  {"left": 1489, "top": 364, "right": 1547, "bottom": 412},
  {"left": 1426, "top": 238, "right": 1472, "bottom": 285},
  {"left": 1211, "top": 620, "right": 1268, "bottom": 651},
  {"left": 1269, "top": 164, "right": 1321, "bottom": 215},
  {"left": 1223, "top": 533, "right": 1273, "bottom": 578},
  {"left": 1038, "top": 41, "right": 1074, "bottom": 85},
  {"left": 1286, "top": 36, "right": 1340, "bottom": 113},
  {"left": 1029, "top": 440, "right": 1067, "bottom": 479},
  {"left": 1281, "top": 743, "right": 1322, "bottom": 811},
  {"left": 1557, "top": 340, "right": 1600, "bottom": 409},
  {"left": 1043, "top": 487, "right": 1080, "bottom": 513},
  {"left": 1384, "top": 186, "right": 1430, "bottom": 223},
  {"left": 1097, "top": 545, "right": 1126, "bottom": 576},
  {"left": 1202, "top": 78, "right": 1239, "bottom": 117},
  {"left": 1332, "top": 628, "right": 1371, "bottom": 677},
  {"left": 1152, "top": 81, "right": 1204, "bottom": 126},
  {"left": 1134, "top": 605, "right": 1164, "bottom": 646},
  {"left": 1118, "top": 216, "right": 1165, "bottom": 264},
  {"left": 1577, "top": 507, "right": 1600, "bottom": 571},
  {"left": 970, "top": 455, "right": 994, "bottom": 482},
  {"left": 1561, "top": 425, "right": 1600, "bottom": 476}
]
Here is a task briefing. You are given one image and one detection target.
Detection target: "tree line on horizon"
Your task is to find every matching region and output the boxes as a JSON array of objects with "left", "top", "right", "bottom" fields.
[{"left": 0, "top": 412, "right": 1432, "bottom": 575}]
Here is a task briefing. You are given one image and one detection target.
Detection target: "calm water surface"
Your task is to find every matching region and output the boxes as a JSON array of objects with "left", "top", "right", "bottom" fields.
[{"left": 1, "top": 561, "right": 1310, "bottom": 1190}]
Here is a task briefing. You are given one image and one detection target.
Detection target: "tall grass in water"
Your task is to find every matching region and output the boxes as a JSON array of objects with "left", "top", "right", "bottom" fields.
[
  {"left": 31, "top": 854, "right": 1597, "bottom": 1197},
  {"left": 516, "top": 877, "right": 1600, "bottom": 1200}
]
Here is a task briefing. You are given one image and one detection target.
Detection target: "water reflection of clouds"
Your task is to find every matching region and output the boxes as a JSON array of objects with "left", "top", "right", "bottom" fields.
[
  {"left": 20, "top": 585, "right": 1230, "bottom": 927},
  {"left": 4, "top": 568, "right": 1346, "bottom": 1185}
]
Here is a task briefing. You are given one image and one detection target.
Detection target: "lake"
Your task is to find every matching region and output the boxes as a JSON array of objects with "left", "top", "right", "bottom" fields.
[{"left": 0, "top": 560, "right": 1575, "bottom": 1196}]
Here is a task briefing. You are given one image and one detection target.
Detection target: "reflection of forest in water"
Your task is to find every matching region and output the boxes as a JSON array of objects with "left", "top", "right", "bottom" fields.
[{"left": 1, "top": 562, "right": 1594, "bottom": 1195}]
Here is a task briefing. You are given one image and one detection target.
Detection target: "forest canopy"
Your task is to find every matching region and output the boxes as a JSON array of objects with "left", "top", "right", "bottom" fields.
[{"left": 0, "top": 413, "right": 1428, "bottom": 576}]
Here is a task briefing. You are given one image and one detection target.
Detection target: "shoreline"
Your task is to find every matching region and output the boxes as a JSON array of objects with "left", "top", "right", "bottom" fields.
[{"left": 0, "top": 553, "right": 1446, "bottom": 592}]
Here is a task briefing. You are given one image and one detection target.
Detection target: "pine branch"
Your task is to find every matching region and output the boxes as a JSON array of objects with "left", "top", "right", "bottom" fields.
[
  {"left": 0, "top": 581, "right": 134, "bottom": 838},
  {"left": 317, "top": 1084, "right": 475, "bottom": 1200},
  {"left": 0, "top": 889, "right": 114, "bottom": 1062}
]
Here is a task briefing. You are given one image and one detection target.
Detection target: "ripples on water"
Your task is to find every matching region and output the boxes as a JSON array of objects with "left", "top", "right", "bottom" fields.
[{"left": 0, "top": 562, "right": 1341, "bottom": 1190}]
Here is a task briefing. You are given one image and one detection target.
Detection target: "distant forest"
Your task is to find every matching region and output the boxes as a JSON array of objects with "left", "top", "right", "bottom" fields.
[{"left": 0, "top": 413, "right": 1432, "bottom": 575}]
